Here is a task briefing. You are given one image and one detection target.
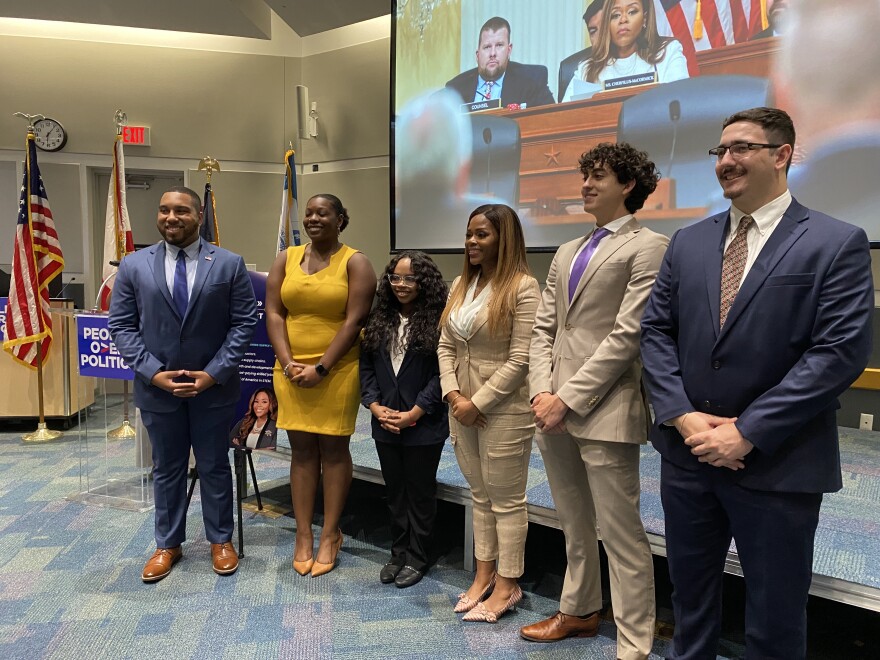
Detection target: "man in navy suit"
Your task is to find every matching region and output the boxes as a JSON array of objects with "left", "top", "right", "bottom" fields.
[
  {"left": 445, "top": 16, "right": 555, "bottom": 110},
  {"left": 109, "top": 186, "right": 256, "bottom": 582},
  {"left": 640, "top": 107, "right": 873, "bottom": 659}
]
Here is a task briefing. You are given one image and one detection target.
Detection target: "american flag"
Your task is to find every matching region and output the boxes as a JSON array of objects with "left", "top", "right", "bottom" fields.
[
  {"left": 2, "top": 135, "right": 65, "bottom": 368},
  {"left": 98, "top": 134, "right": 134, "bottom": 311},
  {"left": 657, "top": 0, "right": 769, "bottom": 76},
  {"left": 276, "top": 148, "right": 301, "bottom": 252},
  {"left": 200, "top": 182, "right": 221, "bottom": 246}
]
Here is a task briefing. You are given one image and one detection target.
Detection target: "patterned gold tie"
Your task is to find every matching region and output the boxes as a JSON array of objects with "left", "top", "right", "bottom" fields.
[{"left": 719, "top": 215, "right": 753, "bottom": 328}]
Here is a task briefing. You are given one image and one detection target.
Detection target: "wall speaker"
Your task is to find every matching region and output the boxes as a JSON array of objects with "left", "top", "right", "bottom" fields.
[{"left": 296, "top": 85, "right": 311, "bottom": 140}]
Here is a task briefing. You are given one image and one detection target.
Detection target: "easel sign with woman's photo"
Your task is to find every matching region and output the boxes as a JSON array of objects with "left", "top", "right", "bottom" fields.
[{"left": 228, "top": 271, "right": 278, "bottom": 450}]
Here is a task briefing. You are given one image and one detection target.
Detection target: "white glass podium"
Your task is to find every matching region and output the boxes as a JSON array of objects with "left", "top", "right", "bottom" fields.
[{"left": 64, "top": 310, "right": 154, "bottom": 512}]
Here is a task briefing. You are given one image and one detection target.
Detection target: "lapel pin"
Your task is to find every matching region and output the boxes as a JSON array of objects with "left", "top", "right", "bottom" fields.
[{"left": 205, "top": 255, "right": 213, "bottom": 261}]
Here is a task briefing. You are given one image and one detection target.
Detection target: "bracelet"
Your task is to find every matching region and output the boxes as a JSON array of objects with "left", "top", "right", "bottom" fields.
[
  {"left": 449, "top": 394, "right": 464, "bottom": 405},
  {"left": 677, "top": 412, "right": 692, "bottom": 433},
  {"left": 283, "top": 361, "right": 295, "bottom": 378}
]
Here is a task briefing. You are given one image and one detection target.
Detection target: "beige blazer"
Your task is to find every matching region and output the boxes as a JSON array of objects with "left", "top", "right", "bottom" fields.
[
  {"left": 439, "top": 275, "right": 541, "bottom": 415},
  {"left": 530, "top": 218, "right": 668, "bottom": 443}
]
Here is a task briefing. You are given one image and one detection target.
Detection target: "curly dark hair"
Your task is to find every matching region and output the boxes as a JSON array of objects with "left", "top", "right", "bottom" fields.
[
  {"left": 361, "top": 251, "right": 448, "bottom": 355},
  {"left": 311, "top": 193, "right": 350, "bottom": 232},
  {"left": 578, "top": 142, "right": 659, "bottom": 213}
]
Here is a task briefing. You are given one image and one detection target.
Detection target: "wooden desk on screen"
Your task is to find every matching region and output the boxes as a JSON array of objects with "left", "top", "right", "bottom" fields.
[{"left": 490, "top": 39, "right": 780, "bottom": 226}]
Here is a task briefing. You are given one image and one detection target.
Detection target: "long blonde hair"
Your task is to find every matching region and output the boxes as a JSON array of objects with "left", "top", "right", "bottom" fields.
[
  {"left": 586, "top": 0, "right": 674, "bottom": 82},
  {"left": 441, "top": 204, "right": 531, "bottom": 337}
]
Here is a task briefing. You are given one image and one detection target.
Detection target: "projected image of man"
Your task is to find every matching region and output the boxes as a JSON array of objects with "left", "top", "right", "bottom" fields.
[{"left": 446, "top": 16, "right": 555, "bottom": 110}]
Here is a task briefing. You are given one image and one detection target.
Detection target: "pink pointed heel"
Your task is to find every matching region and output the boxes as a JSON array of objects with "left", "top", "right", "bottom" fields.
[
  {"left": 453, "top": 574, "right": 496, "bottom": 613},
  {"left": 462, "top": 584, "right": 523, "bottom": 623}
]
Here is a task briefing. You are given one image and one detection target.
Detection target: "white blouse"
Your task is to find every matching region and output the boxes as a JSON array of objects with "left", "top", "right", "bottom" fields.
[
  {"left": 447, "top": 277, "right": 492, "bottom": 340},
  {"left": 562, "top": 39, "right": 689, "bottom": 103},
  {"left": 391, "top": 314, "right": 410, "bottom": 376}
]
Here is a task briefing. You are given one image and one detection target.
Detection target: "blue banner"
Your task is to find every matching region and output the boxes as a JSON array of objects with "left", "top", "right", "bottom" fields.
[
  {"left": 0, "top": 297, "right": 6, "bottom": 342},
  {"left": 76, "top": 314, "right": 134, "bottom": 380},
  {"left": 234, "top": 271, "right": 274, "bottom": 420}
]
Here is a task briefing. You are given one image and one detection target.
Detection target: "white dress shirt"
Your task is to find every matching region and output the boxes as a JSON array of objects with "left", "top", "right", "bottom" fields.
[{"left": 725, "top": 190, "right": 792, "bottom": 287}]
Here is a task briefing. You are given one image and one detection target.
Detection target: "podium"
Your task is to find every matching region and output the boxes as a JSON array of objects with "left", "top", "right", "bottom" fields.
[
  {"left": 0, "top": 299, "right": 95, "bottom": 424},
  {"left": 64, "top": 309, "right": 153, "bottom": 512}
]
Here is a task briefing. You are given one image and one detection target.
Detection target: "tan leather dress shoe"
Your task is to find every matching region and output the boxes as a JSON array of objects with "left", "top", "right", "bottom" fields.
[
  {"left": 211, "top": 542, "right": 239, "bottom": 575},
  {"left": 520, "top": 610, "right": 599, "bottom": 642},
  {"left": 142, "top": 547, "right": 182, "bottom": 583}
]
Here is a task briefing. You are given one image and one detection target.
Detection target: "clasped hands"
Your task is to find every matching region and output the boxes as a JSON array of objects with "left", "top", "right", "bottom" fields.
[
  {"left": 283, "top": 360, "right": 323, "bottom": 388},
  {"left": 532, "top": 392, "right": 568, "bottom": 434},
  {"left": 369, "top": 403, "right": 420, "bottom": 434},
  {"left": 151, "top": 370, "right": 216, "bottom": 397},
  {"left": 672, "top": 412, "right": 754, "bottom": 471},
  {"left": 447, "top": 392, "right": 487, "bottom": 429}
]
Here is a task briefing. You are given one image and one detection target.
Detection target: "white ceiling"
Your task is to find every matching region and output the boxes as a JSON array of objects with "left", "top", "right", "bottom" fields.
[{"left": 0, "top": 0, "right": 391, "bottom": 38}]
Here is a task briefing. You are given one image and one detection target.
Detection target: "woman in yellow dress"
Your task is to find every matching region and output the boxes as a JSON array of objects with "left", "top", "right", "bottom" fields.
[{"left": 266, "top": 193, "right": 377, "bottom": 576}]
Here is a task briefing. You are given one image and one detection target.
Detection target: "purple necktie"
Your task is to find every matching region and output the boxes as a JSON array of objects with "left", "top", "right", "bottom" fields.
[{"left": 569, "top": 227, "right": 610, "bottom": 302}]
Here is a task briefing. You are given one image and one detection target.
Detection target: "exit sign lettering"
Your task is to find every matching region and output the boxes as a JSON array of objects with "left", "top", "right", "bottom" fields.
[{"left": 121, "top": 126, "right": 151, "bottom": 146}]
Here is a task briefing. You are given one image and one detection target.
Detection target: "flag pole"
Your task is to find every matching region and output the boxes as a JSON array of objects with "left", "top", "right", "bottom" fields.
[
  {"left": 13, "top": 114, "right": 62, "bottom": 442},
  {"left": 22, "top": 339, "right": 62, "bottom": 442},
  {"left": 106, "top": 109, "right": 136, "bottom": 440}
]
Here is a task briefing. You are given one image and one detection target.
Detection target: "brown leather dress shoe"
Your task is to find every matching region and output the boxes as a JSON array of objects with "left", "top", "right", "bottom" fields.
[
  {"left": 142, "top": 547, "right": 182, "bottom": 583},
  {"left": 520, "top": 610, "right": 600, "bottom": 642},
  {"left": 211, "top": 542, "right": 239, "bottom": 575}
]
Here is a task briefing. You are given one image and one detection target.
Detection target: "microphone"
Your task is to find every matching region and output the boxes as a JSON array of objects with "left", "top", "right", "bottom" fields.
[
  {"left": 666, "top": 100, "right": 681, "bottom": 184},
  {"left": 53, "top": 276, "right": 78, "bottom": 300},
  {"left": 94, "top": 261, "right": 121, "bottom": 310},
  {"left": 483, "top": 127, "right": 493, "bottom": 196}
]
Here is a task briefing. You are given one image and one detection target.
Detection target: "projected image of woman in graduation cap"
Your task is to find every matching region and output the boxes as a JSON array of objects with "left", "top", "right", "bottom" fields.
[{"left": 562, "top": 0, "right": 689, "bottom": 101}]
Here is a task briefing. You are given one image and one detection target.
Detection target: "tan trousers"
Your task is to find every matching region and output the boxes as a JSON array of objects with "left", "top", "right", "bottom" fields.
[
  {"left": 451, "top": 412, "right": 533, "bottom": 578},
  {"left": 537, "top": 433, "right": 655, "bottom": 660}
]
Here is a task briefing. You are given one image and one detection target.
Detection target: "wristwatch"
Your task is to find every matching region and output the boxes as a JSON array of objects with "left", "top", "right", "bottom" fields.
[{"left": 315, "top": 362, "right": 329, "bottom": 377}]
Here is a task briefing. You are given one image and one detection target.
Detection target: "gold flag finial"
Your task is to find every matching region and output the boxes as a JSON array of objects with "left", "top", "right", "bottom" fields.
[{"left": 198, "top": 156, "right": 221, "bottom": 183}]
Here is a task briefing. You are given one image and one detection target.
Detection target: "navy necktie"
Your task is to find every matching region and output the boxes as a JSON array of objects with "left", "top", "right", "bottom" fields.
[
  {"left": 173, "top": 249, "right": 188, "bottom": 318},
  {"left": 569, "top": 227, "right": 610, "bottom": 302}
]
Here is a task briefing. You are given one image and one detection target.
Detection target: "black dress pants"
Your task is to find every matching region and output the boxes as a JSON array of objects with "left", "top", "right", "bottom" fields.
[{"left": 374, "top": 440, "right": 444, "bottom": 572}]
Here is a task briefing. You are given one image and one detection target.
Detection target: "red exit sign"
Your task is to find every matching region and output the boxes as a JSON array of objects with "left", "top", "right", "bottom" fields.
[{"left": 121, "top": 126, "right": 151, "bottom": 146}]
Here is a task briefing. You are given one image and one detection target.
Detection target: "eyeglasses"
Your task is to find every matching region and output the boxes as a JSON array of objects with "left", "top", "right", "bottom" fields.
[
  {"left": 708, "top": 142, "right": 783, "bottom": 160},
  {"left": 388, "top": 274, "right": 417, "bottom": 286}
]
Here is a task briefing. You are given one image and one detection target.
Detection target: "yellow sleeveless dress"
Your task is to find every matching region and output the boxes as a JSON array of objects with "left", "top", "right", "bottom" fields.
[{"left": 273, "top": 244, "right": 361, "bottom": 435}]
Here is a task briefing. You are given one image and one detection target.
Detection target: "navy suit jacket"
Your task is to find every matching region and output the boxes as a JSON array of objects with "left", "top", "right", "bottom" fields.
[
  {"left": 109, "top": 239, "right": 257, "bottom": 413},
  {"left": 446, "top": 61, "right": 555, "bottom": 109},
  {"left": 360, "top": 344, "right": 448, "bottom": 446},
  {"left": 641, "top": 199, "right": 873, "bottom": 493}
]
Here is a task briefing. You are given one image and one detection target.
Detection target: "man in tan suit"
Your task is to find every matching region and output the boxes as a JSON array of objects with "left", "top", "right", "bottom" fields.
[{"left": 519, "top": 143, "right": 668, "bottom": 660}]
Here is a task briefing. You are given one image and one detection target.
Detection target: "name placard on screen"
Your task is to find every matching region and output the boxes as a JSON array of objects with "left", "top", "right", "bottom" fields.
[
  {"left": 604, "top": 72, "right": 657, "bottom": 91},
  {"left": 462, "top": 99, "right": 502, "bottom": 113}
]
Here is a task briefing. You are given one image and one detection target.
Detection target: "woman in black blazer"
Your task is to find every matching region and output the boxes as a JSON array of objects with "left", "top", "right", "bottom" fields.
[
  {"left": 230, "top": 387, "right": 279, "bottom": 450},
  {"left": 360, "top": 251, "right": 449, "bottom": 588}
]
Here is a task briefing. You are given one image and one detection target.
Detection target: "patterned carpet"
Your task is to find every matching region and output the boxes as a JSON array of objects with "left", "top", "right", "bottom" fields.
[
  {"left": 0, "top": 401, "right": 678, "bottom": 660},
  {"left": 2, "top": 397, "right": 879, "bottom": 658}
]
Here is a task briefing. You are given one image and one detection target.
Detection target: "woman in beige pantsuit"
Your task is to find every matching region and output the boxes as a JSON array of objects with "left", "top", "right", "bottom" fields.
[{"left": 438, "top": 204, "right": 540, "bottom": 623}]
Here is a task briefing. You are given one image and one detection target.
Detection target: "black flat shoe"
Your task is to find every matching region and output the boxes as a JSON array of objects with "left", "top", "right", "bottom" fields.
[
  {"left": 394, "top": 565, "right": 423, "bottom": 588},
  {"left": 380, "top": 562, "right": 402, "bottom": 584}
]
